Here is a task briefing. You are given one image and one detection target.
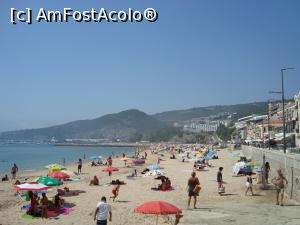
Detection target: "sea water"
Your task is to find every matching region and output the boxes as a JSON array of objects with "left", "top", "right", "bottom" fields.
[{"left": 0, "top": 143, "right": 135, "bottom": 174}]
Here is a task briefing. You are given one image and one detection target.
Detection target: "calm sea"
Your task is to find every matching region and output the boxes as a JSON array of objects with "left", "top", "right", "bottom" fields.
[{"left": 0, "top": 144, "right": 135, "bottom": 174}]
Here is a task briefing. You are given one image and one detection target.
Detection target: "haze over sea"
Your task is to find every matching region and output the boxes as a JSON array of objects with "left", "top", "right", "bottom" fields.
[{"left": 0, "top": 144, "right": 135, "bottom": 174}]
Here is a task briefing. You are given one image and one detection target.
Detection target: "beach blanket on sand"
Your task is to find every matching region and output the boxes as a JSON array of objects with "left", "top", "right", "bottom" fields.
[
  {"left": 22, "top": 208, "right": 73, "bottom": 219},
  {"left": 143, "top": 170, "right": 165, "bottom": 177}
]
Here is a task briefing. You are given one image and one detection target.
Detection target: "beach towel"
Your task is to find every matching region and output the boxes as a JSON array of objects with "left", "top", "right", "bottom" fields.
[
  {"left": 47, "top": 208, "right": 73, "bottom": 217},
  {"left": 22, "top": 213, "right": 40, "bottom": 219},
  {"left": 64, "top": 177, "right": 81, "bottom": 181}
]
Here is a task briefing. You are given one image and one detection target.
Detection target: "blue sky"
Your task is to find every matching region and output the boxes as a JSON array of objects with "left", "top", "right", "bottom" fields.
[{"left": 0, "top": 0, "right": 299, "bottom": 131}]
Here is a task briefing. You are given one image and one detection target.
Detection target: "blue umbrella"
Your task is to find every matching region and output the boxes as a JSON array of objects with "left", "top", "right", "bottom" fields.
[
  {"left": 147, "top": 164, "right": 161, "bottom": 170},
  {"left": 90, "top": 156, "right": 98, "bottom": 160}
]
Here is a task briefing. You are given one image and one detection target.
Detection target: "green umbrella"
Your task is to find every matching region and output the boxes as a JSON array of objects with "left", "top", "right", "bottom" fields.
[
  {"left": 45, "top": 164, "right": 66, "bottom": 171},
  {"left": 34, "top": 176, "right": 63, "bottom": 186}
]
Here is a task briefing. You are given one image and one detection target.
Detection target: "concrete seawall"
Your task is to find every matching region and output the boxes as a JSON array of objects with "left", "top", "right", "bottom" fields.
[{"left": 242, "top": 145, "right": 300, "bottom": 202}]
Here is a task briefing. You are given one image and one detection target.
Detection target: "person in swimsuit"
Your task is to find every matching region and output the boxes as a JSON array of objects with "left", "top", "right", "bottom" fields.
[
  {"left": 110, "top": 184, "right": 120, "bottom": 202},
  {"left": 272, "top": 169, "right": 288, "bottom": 206},
  {"left": 187, "top": 172, "right": 200, "bottom": 209},
  {"left": 11, "top": 163, "right": 18, "bottom": 179},
  {"left": 77, "top": 158, "right": 82, "bottom": 174}
]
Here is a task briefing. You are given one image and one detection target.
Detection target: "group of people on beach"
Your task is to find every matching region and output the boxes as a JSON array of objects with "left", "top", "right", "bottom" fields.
[
  {"left": 27, "top": 191, "right": 62, "bottom": 218},
  {"left": 1, "top": 147, "right": 293, "bottom": 225},
  {"left": 187, "top": 158, "right": 289, "bottom": 210}
]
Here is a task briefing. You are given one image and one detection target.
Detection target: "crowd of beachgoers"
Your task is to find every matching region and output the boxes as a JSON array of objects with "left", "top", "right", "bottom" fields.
[{"left": 0, "top": 143, "right": 292, "bottom": 225}]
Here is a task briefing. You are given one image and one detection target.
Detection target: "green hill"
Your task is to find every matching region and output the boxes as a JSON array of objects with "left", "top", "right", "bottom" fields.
[
  {"left": 0, "top": 109, "right": 166, "bottom": 142},
  {"left": 154, "top": 102, "right": 268, "bottom": 122},
  {"left": 0, "top": 101, "right": 270, "bottom": 143}
]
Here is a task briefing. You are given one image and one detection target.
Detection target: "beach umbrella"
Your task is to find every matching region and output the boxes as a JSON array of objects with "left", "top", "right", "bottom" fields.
[
  {"left": 61, "top": 170, "right": 75, "bottom": 176},
  {"left": 13, "top": 182, "right": 51, "bottom": 191},
  {"left": 90, "top": 155, "right": 102, "bottom": 160},
  {"left": 134, "top": 201, "right": 182, "bottom": 225},
  {"left": 34, "top": 176, "right": 63, "bottom": 186},
  {"left": 90, "top": 156, "right": 98, "bottom": 160},
  {"left": 120, "top": 156, "right": 129, "bottom": 161},
  {"left": 132, "top": 159, "right": 145, "bottom": 165},
  {"left": 102, "top": 166, "right": 119, "bottom": 172},
  {"left": 47, "top": 171, "right": 70, "bottom": 180},
  {"left": 147, "top": 164, "right": 160, "bottom": 170},
  {"left": 45, "top": 164, "right": 66, "bottom": 171}
]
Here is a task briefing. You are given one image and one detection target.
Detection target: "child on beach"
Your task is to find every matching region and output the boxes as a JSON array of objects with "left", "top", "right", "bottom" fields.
[
  {"left": 110, "top": 184, "right": 120, "bottom": 202},
  {"left": 245, "top": 174, "right": 254, "bottom": 196}
]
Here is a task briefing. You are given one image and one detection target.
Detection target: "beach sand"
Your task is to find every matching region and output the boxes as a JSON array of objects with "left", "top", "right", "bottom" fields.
[{"left": 0, "top": 148, "right": 299, "bottom": 225}]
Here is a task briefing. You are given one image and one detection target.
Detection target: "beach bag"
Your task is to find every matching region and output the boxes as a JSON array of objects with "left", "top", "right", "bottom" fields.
[
  {"left": 193, "top": 185, "right": 201, "bottom": 194},
  {"left": 218, "top": 186, "right": 225, "bottom": 193}
]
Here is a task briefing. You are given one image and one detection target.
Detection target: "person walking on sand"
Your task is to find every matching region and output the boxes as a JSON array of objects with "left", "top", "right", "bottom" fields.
[
  {"left": 11, "top": 163, "right": 18, "bottom": 179},
  {"left": 94, "top": 196, "right": 112, "bottom": 225},
  {"left": 77, "top": 158, "right": 82, "bottom": 174},
  {"left": 245, "top": 174, "right": 254, "bottom": 196},
  {"left": 272, "top": 169, "right": 288, "bottom": 206},
  {"left": 187, "top": 172, "right": 200, "bottom": 209}
]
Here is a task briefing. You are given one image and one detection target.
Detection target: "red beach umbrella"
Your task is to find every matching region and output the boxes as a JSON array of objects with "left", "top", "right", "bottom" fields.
[
  {"left": 134, "top": 201, "right": 182, "bottom": 224},
  {"left": 102, "top": 166, "right": 119, "bottom": 172},
  {"left": 47, "top": 171, "right": 70, "bottom": 180}
]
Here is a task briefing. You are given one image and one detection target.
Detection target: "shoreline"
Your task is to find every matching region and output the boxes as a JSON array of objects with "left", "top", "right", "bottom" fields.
[
  {"left": 5, "top": 148, "right": 141, "bottom": 180},
  {"left": 54, "top": 142, "right": 149, "bottom": 147}
]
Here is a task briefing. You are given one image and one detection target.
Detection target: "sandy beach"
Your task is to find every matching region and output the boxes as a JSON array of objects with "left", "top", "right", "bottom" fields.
[{"left": 0, "top": 147, "right": 299, "bottom": 225}]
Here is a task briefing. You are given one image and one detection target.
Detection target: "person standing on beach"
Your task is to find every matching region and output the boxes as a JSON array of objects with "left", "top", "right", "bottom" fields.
[
  {"left": 187, "top": 172, "right": 200, "bottom": 209},
  {"left": 11, "top": 163, "right": 18, "bottom": 179},
  {"left": 265, "top": 162, "right": 270, "bottom": 184},
  {"left": 217, "top": 167, "right": 224, "bottom": 194},
  {"left": 272, "top": 169, "right": 288, "bottom": 206},
  {"left": 94, "top": 196, "right": 112, "bottom": 225},
  {"left": 77, "top": 158, "right": 82, "bottom": 174},
  {"left": 108, "top": 156, "right": 112, "bottom": 166}
]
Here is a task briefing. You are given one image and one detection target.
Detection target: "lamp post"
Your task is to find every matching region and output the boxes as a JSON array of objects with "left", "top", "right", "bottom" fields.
[
  {"left": 269, "top": 67, "right": 295, "bottom": 153},
  {"left": 268, "top": 101, "right": 270, "bottom": 150},
  {"left": 281, "top": 68, "right": 295, "bottom": 153},
  {"left": 267, "top": 99, "right": 276, "bottom": 150}
]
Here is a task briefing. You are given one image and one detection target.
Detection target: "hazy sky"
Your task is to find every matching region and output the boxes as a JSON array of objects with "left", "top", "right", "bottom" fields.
[{"left": 0, "top": 0, "right": 300, "bottom": 132}]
